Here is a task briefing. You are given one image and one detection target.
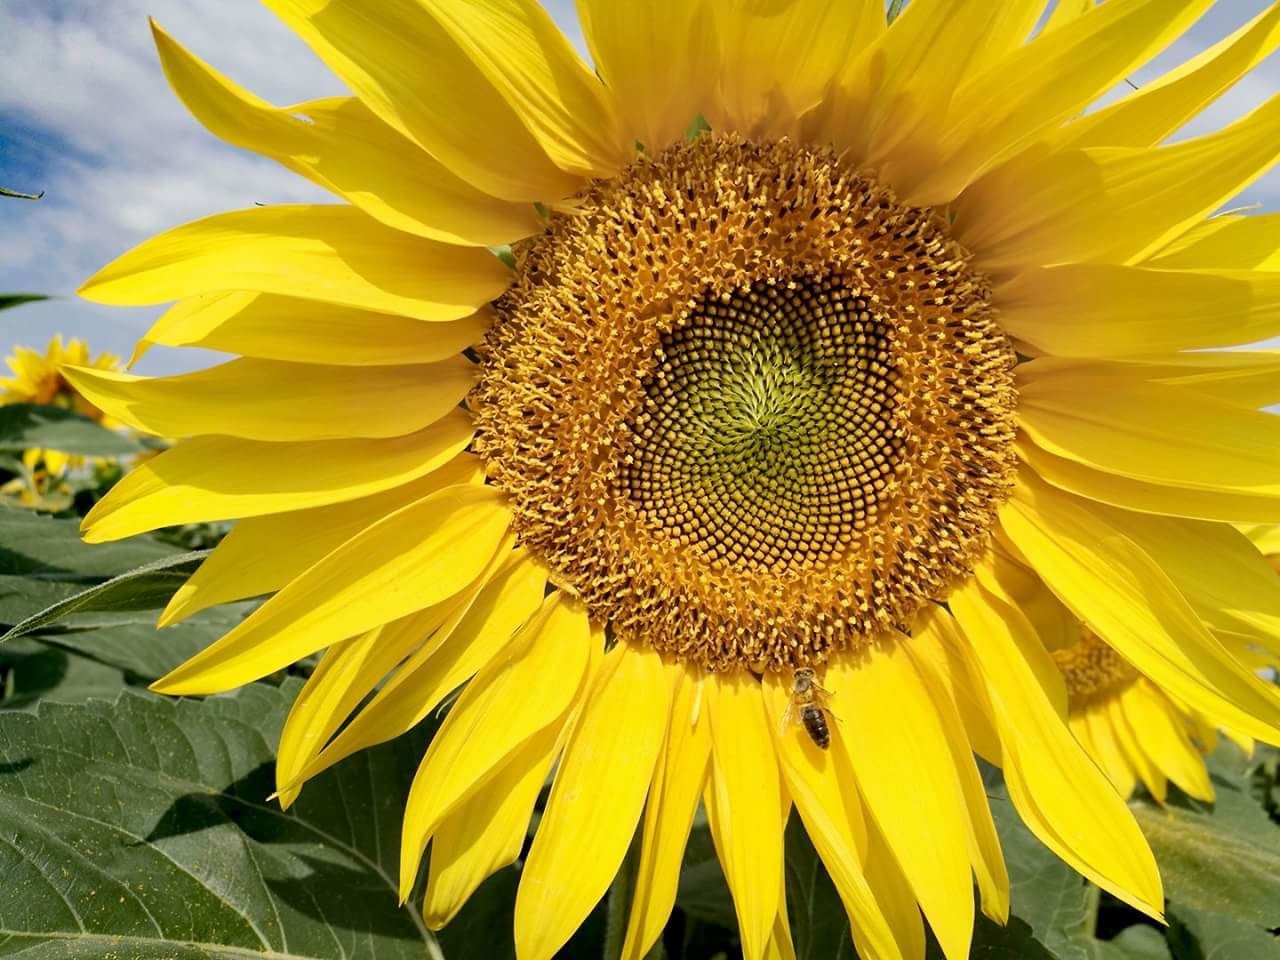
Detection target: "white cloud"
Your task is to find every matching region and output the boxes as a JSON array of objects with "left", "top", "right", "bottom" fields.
[{"left": 2, "top": 0, "right": 1278, "bottom": 373}]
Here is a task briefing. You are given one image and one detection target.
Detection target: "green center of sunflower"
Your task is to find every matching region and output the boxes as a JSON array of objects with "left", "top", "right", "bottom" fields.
[
  {"left": 472, "top": 134, "right": 1019, "bottom": 671},
  {"left": 622, "top": 276, "right": 900, "bottom": 568}
]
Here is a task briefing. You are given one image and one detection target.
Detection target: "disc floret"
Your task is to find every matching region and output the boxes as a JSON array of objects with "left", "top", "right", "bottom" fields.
[{"left": 473, "top": 135, "right": 1018, "bottom": 671}]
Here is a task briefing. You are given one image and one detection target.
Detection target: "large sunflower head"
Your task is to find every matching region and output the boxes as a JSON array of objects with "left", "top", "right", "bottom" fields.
[{"left": 72, "top": 2, "right": 1280, "bottom": 959}]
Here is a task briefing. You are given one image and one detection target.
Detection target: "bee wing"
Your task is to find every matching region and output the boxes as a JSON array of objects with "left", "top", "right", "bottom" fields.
[{"left": 778, "top": 700, "right": 797, "bottom": 736}]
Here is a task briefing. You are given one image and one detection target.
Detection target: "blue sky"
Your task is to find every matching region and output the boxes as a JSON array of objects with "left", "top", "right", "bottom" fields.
[{"left": 1, "top": 0, "right": 1278, "bottom": 375}]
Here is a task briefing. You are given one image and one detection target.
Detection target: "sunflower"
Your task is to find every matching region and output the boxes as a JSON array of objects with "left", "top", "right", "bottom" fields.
[
  {"left": 1037, "top": 565, "right": 1271, "bottom": 806},
  {"left": 68, "top": 2, "right": 1280, "bottom": 958},
  {"left": 0, "top": 334, "right": 124, "bottom": 477}
]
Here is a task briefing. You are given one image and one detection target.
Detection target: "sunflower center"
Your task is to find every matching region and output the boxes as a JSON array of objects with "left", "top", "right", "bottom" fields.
[
  {"left": 1052, "top": 629, "right": 1138, "bottom": 704},
  {"left": 622, "top": 277, "right": 899, "bottom": 568},
  {"left": 472, "top": 135, "right": 1018, "bottom": 671}
]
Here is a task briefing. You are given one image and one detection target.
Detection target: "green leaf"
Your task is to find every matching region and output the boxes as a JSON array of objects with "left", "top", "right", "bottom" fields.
[
  {"left": 436, "top": 868, "right": 519, "bottom": 960},
  {"left": 0, "top": 681, "right": 443, "bottom": 959},
  {"left": 676, "top": 819, "right": 736, "bottom": 930},
  {"left": 0, "top": 549, "right": 209, "bottom": 643},
  {"left": 987, "top": 781, "right": 1098, "bottom": 960},
  {"left": 1103, "top": 925, "right": 1172, "bottom": 960},
  {"left": 1167, "top": 906, "right": 1280, "bottom": 960},
  {"left": 1, "top": 638, "right": 129, "bottom": 709},
  {"left": 32, "top": 601, "right": 253, "bottom": 681},
  {"left": 0, "top": 403, "right": 142, "bottom": 456},
  {"left": 0, "top": 574, "right": 84, "bottom": 626},
  {"left": 0, "top": 293, "right": 49, "bottom": 310},
  {"left": 784, "top": 817, "right": 856, "bottom": 960},
  {"left": 0, "top": 507, "right": 182, "bottom": 579},
  {"left": 1131, "top": 754, "right": 1280, "bottom": 930}
]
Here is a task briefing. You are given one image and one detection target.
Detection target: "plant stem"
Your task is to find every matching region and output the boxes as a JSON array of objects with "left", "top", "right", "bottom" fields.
[
  {"left": 603, "top": 838, "right": 640, "bottom": 960},
  {"left": 1082, "top": 881, "right": 1103, "bottom": 939}
]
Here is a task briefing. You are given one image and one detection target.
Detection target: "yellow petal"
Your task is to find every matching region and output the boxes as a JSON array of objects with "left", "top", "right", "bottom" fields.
[
  {"left": 710, "top": 0, "right": 884, "bottom": 138},
  {"left": 1056, "top": 4, "right": 1280, "bottom": 151},
  {"left": 1096, "top": 508, "right": 1280, "bottom": 645},
  {"left": 1043, "top": 0, "right": 1093, "bottom": 33},
  {"left": 576, "top": 0, "right": 718, "bottom": 151},
  {"left": 273, "top": 538, "right": 517, "bottom": 807},
  {"left": 1146, "top": 213, "right": 1280, "bottom": 271},
  {"left": 1125, "top": 680, "right": 1214, "bottom": 802},
  {"left": 905, "top": 642, "right": 1009, "bottom": 924},
  {"left": 948, "top": 575, "right": 1164, "bottom": 920},
  {"left": 151, "top": 485, "right": 511, "bottom": 694},
  {"left": 160, "top": 456, "right": 482, "bottom": 626},
  {"left": 1001, "top": 473, "right": 1280, "bottom": 743},
  {"left": 1082, "top": 705, "right": 1138, "bottom": 799},
  {"left": 958, "top": 94, "right": 1280, "bottom": 274},
  {"left": 285, "top": 548, "right": 548, "bottom": 792},
  {"left": 263, "top": 0, "right": 585, "bottom": 201},
  {"left": 829, "top": 642, "right": 974, "bottom": 960},
  {"left": 64, "top": 356, "right": 473, "bottom": 442},
  {"left": 836, "top": 2, "right": 1043, "bottom": 189},
  {"left": 1017, "top": 437, "right": 1280, "bottom": 524},
  {"left": 911, "top": 605, "right": 1002, "bottom": 765},
  {"left": 705, "top": 671, "right": 783, "bottom": 960},
  {"left": 273, "top": 610, "right": 451, "bottom": 806},
  {"left": 137, "top": 293, "right": 489, "bottom": 368},
  {"left": 424, "top": 723, "right": 560, "bottom": 928},
  {"left": 1112, "top": 351, "right": 1280, "bottom": 410},
  {"left": 997, "top": 264, "right": 1280, "bottom": 356},
  {"left": 80, "top": 205, "right": 510, "bottom": 321},
  {"left": 1110, "top": 691, "right": 1169, "bottom": 804},
  {"left": 1243, "top": 522, "right": 1280, "bottom": 556},
  {"left": 860, "top": 822, "right": 927, "bottom": 960},
  {"left": 417, "top": 0, "right": 625, "bottom": 178},
  {"left": 760, "top": 670, "right": 907, "bottom": 960},
  {"left": 764, "top": 878, "right": 798, "bottom": 960},
  {"left": 1017, "top": 365, "right": 1280, "bottom": 494},
  {"left": 622, "top": 664, "right": 711, "bottom": 960},
  {"left": 150, "top": 21, "right": 539, "bottom": 246},
  {"left": 82, "top": 412, "right": 474, "bottom": 542},
  {"left": 904, "top": 0, "right": 1214, "bottom": 205},
  {"left": 516, "top": 644, "right": 671, "bottom": 960},
  {"left": 398, "top": 592, "right": 593, "bottom": 896}
]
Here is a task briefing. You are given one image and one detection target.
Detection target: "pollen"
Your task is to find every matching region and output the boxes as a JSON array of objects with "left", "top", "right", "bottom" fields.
[
  {"left": 471, "top": 135, "right": 1018, "bottom": 671},
  {"left": 1052, "top": 629, "right": 1139, "bottom": 704}
]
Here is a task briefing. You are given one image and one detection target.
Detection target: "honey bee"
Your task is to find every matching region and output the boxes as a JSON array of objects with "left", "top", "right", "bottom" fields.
[{"left": 781, "top": 667, "right": 833, "bottom": 749}]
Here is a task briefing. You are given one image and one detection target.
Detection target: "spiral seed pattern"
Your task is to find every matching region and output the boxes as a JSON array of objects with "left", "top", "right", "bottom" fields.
[
  {"left": 471, "top": 135, "right": 1019, "bottom": 671},
  {"left": 622, "top": 277, "right": 900, "bottom": 569}
]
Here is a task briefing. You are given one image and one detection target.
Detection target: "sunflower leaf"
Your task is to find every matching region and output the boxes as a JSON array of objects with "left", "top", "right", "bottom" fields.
[
  {"left": 0, "top": 680, "right": 442, "bottom": 959},
  {"left": 0, "top": 508, "right": 183, "bottom": 580},
  {"left": 1130, "top": 745, "right": 1280, "bottom": 933},
  {"left": 1166, "top": 905, "right": 1280, "bottom": 959},
  {"left": 0, "top": 402, "right": 142, "bottom": 456},
  {"left": 0, "top": 637, "right": 130, "bottom": 710},
  {"left": 33, "top": 601, "right": 255, "bottom": 681},
  {"left": 0, "top": 293, "right": 49, "bottom": 310},
  {"left": 0, "top": 549, "right": 209, "bottom": 643}
]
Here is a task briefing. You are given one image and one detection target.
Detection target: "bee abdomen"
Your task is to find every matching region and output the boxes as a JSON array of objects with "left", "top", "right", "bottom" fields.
[{"left": 801, "top": 705, "right": 830, "bottom": 749}]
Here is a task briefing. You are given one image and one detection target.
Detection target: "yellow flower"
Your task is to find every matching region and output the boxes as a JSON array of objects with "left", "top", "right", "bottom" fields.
[
  {"left": 1055, "top": 606, "right": 1264, "bottom": 807},
  {"left": 0, "top": 334, "right": 124, "bottom": 477},
  {"left": 70, "top": 3, "right": 1280, "bottom": 958}
]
